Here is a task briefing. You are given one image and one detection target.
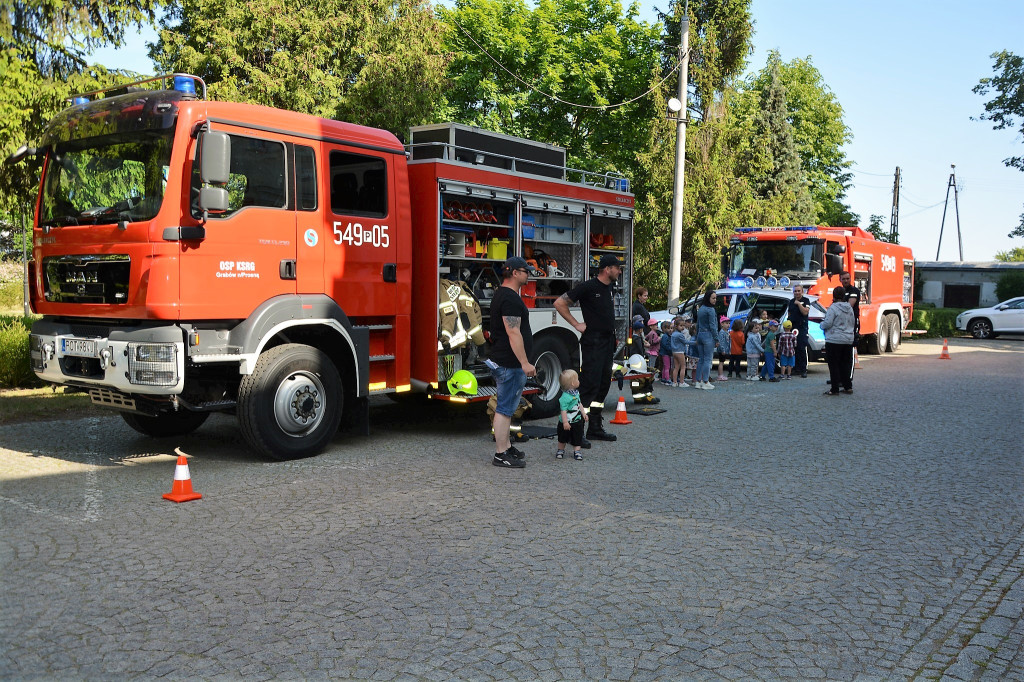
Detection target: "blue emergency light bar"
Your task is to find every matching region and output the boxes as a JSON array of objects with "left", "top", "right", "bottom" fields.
[
  {"left": 734, "top": 225, "right": 817, "bottom": 233},
  {"left": 66, "top": 73, "right": 207, "bottom": 105}
]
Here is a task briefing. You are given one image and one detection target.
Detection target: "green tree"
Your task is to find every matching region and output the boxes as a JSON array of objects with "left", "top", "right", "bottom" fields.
[
  {"left": 740, "top": 61, "right": 816, "bottom": 225},
  {"left": 995, "top": 270, "right": 1024, "bottom": 301},
  {"left": 654, "top": 0, "right": 756, "bottom": 294},
  {"left": 866, "top": 214, "right": 892, "bottom": 243},
  {"left": 973, "top": 50, "right": 1024, "bottom": 238},
  {"left": 150, "top": 0, "right": 448, "bottom": 137},
  {"left": 994, "top": 246, "right": 1024, "bottom": 262},
  {"left": 439, "top": 0, "right": 662, "bottom": 173},
  {"left": 737, "top": 51, "right": 856, "bottom": 226},
  {"left": 1, "top": 0, "right": 158, "bottom": 78}
]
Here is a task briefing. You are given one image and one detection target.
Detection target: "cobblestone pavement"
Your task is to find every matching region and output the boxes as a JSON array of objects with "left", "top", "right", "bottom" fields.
[{"left": 1, "top": 337, "right": 1021, "bottom": 681}]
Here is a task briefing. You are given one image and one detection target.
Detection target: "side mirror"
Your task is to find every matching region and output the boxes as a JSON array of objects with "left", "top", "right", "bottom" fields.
[
  {"left": 199, "top": 187, "right": 229, "bottom": 214},
  {"left": 6, "top": 144, "right": 37, "bottom": 165},
  {"left": 200, "top": 131, "right": 230, "bottom": 185},
  {"left": 825, "top": 253, "right": 843, "bottom": 275},
  {"left": 827, "top": 241, "right": 846, "bottom": 255}
]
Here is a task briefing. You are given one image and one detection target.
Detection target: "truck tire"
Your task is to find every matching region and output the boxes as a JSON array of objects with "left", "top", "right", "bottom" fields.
[
  {"left": 121, "top": 410, "right": 209, "bottom": 438},
  {"left": 238, "top": 343, "right": 342, "bottom": 460},
  {"left": 887, "top": 315, "right": 901, "bottom": 352},
  {"left": 867, "top": 319, "right": 887, "bottom": 354},
  {"left": 527, "top": 335, "right": 572, "bottom": 419}
]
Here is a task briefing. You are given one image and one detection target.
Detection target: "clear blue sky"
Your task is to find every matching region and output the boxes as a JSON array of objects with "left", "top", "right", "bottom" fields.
[{"left": 90, "top": 0, "right": 1024, "bottom": 261}]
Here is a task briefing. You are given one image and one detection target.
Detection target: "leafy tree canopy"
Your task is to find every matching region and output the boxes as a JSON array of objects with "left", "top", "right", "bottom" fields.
[
  {"left": 737, "top": 51, "right": 856, "bottom": 226},
  {"left": 439, "top": 0, "right": 662, "bottom": 174},
  {"left": 866, "top": 214, "right": 894, "bottom": 243},
  {"left": 1, "top": 0, "right": 158, "bottom": 78},
  {"left": 973, "top": 50, "right": 1024, "bottom": 238},
  {"left": 150, "top": 0, "right": 448, "bottom": 137},
  {"left": 994, "top": 246, "right": 1024, "bottom": 262}
]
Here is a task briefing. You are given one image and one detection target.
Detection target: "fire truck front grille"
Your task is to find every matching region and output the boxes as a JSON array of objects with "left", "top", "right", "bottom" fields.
[{"left": 43, "top": 255, "right": 130, "bottom": 304}]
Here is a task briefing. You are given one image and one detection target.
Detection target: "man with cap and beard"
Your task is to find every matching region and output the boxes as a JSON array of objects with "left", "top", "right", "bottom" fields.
[{"left": 554, "top": 254, "right": 624, "bottom": 445}]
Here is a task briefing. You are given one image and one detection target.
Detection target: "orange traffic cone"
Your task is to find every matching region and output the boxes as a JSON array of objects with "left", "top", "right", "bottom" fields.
[
  {"left": 163, "top": 452, "right": 202, "bottom": 503},
  {"left": 609, "top": 396, "right": 632, "bottom": 425},
  {"left": 938, "top": 338, "right": 951, "bottom": 360}
]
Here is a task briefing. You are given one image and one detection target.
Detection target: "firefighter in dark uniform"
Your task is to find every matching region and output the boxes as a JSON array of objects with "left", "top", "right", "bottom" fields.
[
  {"left": 840, "top": 271, "right": 861, "bottom": 386},
  {"left": 554, "top": 254, "right": 623, "bottom": 444}
]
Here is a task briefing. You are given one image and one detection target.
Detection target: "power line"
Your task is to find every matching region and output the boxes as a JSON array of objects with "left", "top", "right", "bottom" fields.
[
  {"left": 851, "top": 164, "right": 895, "bottom": 177},
  {"left": 449, "top": 17, "right": 685, "bottom": 110}
]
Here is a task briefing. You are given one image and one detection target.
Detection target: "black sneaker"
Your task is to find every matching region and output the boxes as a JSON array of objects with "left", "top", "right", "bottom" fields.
[
  {"left": 508, "top": 445, "right": 526, "bottom": 460},
  {"left": 493, "top": 451, "right": 525, "bottom": 468},
  {"left": 769, "top": 378, "right": 780, "bottom": 382}
]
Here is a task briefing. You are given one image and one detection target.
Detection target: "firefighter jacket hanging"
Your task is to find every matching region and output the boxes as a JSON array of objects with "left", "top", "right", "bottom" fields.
[{"left": 438, "top": 279, "right": 485, "bottom": 350}]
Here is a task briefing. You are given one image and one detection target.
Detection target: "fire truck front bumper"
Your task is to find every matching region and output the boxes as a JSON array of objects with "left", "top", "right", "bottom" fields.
[{"left": 29, "top": 322, "right": 186, "bottom": 396}]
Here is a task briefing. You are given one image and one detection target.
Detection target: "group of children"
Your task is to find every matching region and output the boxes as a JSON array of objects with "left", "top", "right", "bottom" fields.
[
  {"left": 553, "top": 312, "right": 800, "bottom": 460},
  {"left": 640, "top": 312, "right": 800, "bottom": 386}
]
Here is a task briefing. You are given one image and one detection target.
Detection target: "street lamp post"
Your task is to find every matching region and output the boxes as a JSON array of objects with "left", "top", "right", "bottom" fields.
[{"left": 666, "top": 16, "right": 690, "bottom": 308}]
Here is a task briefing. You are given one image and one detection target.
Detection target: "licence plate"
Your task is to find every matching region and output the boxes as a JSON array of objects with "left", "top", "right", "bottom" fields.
[{"left": 61, "top": 337, "right": 98, "bottom": 358}]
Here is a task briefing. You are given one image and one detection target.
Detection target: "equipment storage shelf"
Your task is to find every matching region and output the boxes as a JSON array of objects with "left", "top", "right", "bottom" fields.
[
  {"left": 589, "top": 213, "right": 633, "bottom": 326},
  {"left": 519, "top": 197, "right": 587, "bottom": 309}
]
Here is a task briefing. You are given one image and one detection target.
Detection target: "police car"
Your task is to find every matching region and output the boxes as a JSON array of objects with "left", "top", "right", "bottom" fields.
[{"left": 650, "top": 284, "right": 827, "bottom": 361}]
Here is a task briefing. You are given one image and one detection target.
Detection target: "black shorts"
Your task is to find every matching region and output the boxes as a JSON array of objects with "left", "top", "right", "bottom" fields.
[{"left": 557, "top": 420, "right": 585, "bottom": 447}]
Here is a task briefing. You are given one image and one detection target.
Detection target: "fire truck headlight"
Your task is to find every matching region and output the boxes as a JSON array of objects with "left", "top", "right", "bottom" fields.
[{"left": 127, "top": 343, "right": 178, "bottom": 386}]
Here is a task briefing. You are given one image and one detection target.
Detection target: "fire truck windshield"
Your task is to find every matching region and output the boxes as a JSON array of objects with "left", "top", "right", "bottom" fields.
[
  {"left": 727, "top": 241, "right": 824, "bottom": 279},
  {"left": 40, "top": 129, "right": 174, "bottom": 227}
]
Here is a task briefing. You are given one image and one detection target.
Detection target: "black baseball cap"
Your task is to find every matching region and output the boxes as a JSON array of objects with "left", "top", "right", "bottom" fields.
[
  {"left": 598, "top": 254, "right": 624, "bottom": 268},
  {"left": 504, "top": 256, "right": 530, "bottom": 272}
]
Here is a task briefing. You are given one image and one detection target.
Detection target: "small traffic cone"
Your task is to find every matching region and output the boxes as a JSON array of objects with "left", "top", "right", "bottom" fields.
[
  {"left": 609, "top": 396, "right": 632, "bottom": 425},
  {"left": 938, "top": 338, "right": 951, "bottom": 360},
  {"left": 163, "top": 453, "right": 202, "bottom": 503}
]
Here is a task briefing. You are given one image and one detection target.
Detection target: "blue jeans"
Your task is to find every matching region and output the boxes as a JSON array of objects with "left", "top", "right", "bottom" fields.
[
  {"left": 760, "top": 351, "right": 776, "bottom": 379},
  {"left": 696, "top": 331, "right": 716, "bottom": 382},
  {"left": 489, "top": 364, "right": 527, "bottom": 417}
]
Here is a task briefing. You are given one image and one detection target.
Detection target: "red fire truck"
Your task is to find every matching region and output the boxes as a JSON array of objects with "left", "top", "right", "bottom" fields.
[
  {"left": 725, "top": 225, "right": 915, "bottom": 354},
  {"left": 16, "top": 74, "right": 638, "bottom": 459}
]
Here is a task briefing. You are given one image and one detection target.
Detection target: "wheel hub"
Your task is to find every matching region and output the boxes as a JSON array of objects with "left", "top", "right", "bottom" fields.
[{"left": 274, "top": 372, "right": 326, "bottom": 436}]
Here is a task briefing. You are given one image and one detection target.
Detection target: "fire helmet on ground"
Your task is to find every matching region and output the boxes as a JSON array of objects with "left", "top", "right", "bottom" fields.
[{"left": 447, "top": 369, "right": 478, "bottom": 396}]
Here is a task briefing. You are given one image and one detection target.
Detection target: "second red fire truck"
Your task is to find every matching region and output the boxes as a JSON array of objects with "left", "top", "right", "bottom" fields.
[{"left": 725, "top": 225, "right": 915, "bottom": 354}]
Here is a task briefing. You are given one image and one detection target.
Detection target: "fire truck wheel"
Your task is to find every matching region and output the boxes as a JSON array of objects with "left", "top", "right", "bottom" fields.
[
  {"left": 867, "top": 322, "right": 887, "bottom": 354},
  {"left": 121, "top": 410, "right": 209, "bottom": 437},
  {"left": 526, "top": 336, "right": 572, "bottom": 419},
  {"left": 238, "top": 344, "right": 342, "bottom": 460},
  {"left": 886, "top": 315, "right": 901, "bottom": 352}
]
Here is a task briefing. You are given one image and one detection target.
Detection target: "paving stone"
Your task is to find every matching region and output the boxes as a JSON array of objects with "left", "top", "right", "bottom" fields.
[{"left": 0, "top": 339, "right": 1020, "bottom": 680}]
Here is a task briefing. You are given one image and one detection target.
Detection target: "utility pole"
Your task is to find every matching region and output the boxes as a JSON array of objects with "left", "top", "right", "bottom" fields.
[
  {"left": 666, "top": 6, "right": 690, "bottom": 307},
  {"left": 935, "top": 165, "right": 963, "bottom": 261},
  {"left": 889, "top": 166, "right": 900, "bottom": 243}
]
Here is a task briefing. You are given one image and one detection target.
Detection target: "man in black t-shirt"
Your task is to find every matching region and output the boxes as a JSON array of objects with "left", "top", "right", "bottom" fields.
[
  {"left": 486, "top": 256, "right": 536, "bottom": 468},
  {"left": 840, "top": 271, "right": 862, "bottom": 386},
  {"left": 554, "top": 254, "right": 623, "bottom": 443},
  {"left": 786, "top": 284, "right": 812, "bottom": 377}
]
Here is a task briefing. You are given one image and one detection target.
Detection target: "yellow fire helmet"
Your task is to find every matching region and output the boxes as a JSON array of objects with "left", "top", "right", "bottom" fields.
[{"left": 447, "top": 369, "right": 478, "bottom": 396}]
